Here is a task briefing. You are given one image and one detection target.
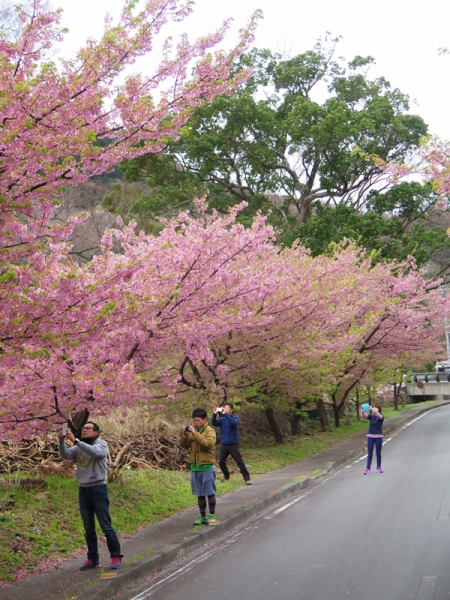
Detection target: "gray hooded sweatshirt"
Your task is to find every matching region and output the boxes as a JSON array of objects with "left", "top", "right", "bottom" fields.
[{"left": 58, "top": 437, "right": 108, "bottom": 487}]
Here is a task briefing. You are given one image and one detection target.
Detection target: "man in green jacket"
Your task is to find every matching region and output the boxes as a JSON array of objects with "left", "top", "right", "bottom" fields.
[{"left": 180, "top": 408, "right": 218, "bottom": 525}]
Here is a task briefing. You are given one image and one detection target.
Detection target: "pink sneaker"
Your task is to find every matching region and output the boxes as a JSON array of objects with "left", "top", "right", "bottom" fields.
[
  {"left": 377, "top": 467, "right": 383, "bottom": 473},
  {"left": 364, "top": 468, "right": 370, "bottom": 475}
]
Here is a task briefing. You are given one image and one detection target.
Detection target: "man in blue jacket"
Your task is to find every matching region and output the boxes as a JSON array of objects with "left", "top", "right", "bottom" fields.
[{"left": 211, "top": 403, "right": 251, "bottom": 485}]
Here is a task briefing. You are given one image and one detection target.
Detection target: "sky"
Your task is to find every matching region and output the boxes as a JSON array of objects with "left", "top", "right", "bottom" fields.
[{"left": 59, "top": 0, "right": 450, "bottom": 139}]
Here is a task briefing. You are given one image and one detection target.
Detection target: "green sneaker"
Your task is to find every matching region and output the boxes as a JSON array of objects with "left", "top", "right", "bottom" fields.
[
  {"left": 207, "top": 515, "right": 219, "bottom": 525},
  {"left": 193, "top": 516, "right": 208, "bottom": 526}
]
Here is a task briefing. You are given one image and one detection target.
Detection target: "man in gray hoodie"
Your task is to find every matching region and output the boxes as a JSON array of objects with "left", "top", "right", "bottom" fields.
[{"left": 58, "top": 422, "right": 123, "bottom": 570}]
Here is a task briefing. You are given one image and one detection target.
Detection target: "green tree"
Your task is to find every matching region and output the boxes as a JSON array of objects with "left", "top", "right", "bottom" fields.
[
  {"left": 283, "top": 182, "right": 450, "bottom": 266},
  {"left": 105, "top": 37, "right": 430, "bottom": 253}
]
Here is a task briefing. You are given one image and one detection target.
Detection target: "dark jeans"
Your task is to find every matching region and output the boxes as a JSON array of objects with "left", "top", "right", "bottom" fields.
[
  {"left": 366, "top": 437, "right": 383, "bottom": 470},
  {"left": 79, "top": 484, "right": 122, "bottom": 562},
  {"left": 219, "top": 444, "right": 250, "bottom": 482}
]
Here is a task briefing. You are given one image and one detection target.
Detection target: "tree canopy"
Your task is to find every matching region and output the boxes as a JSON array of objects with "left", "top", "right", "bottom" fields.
[
  {"left": 0, "top": 0, "right": 260, "bottom": 261},
  {"left": 1, "top": 200, "right": 447, "bottom": 439},
  {"left": 284, "top": 182, "right": 450, "bottom": 266},
  {"left": 102, "top": 36, "right": 449, "bottom": 269},
  {"left": 0, "top": 6, "right": 448, "bottom": 440}
]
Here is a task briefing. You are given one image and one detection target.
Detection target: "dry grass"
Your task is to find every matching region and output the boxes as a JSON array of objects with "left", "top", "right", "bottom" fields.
[{"left": 96, "top": 406, "right": 182, "bottom": 438}]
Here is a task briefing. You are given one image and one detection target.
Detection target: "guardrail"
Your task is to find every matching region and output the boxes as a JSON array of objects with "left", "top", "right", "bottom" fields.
[{"left": 413, "top": 372, "right": 450, "bottom": 383}]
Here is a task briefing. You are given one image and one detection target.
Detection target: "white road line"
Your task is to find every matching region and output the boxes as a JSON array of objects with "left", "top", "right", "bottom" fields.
[
  {"left": 401, "top": 413, "right": 427, "bottom": 429},
  {"left": 264, "top": 494, "right": 307, "bottom": 518},
  {"left": 128, "top": 529, "right": 247, "bottom": 599},
  {"left": 415, "top": 576, "right": 437, "bottom": 600},
  {"left": 437, "top": 489, "right": 450, "bottom": 520}
]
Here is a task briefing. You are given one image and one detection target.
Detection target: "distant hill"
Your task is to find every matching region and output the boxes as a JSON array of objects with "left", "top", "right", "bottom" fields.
[{"left": 56, "top": 176, "right": 450, "bottom": 281}]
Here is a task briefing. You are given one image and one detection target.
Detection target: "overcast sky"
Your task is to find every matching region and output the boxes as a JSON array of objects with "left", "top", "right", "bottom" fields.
[{"left": 59, "top": 0, "right": 450, "bottom": 139}]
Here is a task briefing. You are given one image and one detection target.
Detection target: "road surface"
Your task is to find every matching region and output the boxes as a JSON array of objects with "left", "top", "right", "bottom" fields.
[{"left": 120, "top": 405, "right": 450, "bottom": 600}]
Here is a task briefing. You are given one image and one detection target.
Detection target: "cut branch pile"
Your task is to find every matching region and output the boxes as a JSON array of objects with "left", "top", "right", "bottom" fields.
[
  {"left": 104, "top": 432, "right": 190, "bottom": 475},
  {"left": 0, "top": 438, "right": 59, "bottom": 476},
  {"left": 0, "top": 430, "right": 190, "bottom": 477}
]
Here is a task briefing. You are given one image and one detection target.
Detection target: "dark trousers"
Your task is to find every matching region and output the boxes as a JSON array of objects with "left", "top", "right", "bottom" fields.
[
  {"left": 219, "top": 444, "right": 250, "bottom": 482},
  {"left": 79, "top": 484, "right": 122, "bottom": 562},
  {"left": 366, "top": 437, "right": 383, "bottom": 470}
]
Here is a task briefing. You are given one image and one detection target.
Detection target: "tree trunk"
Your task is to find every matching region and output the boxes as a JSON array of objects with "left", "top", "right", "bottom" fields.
[
  {"left": 265, "top": 407, "right": 284, "bottom": 444},
  {"left": 331, "top": 386, "right": 353, "bottom": 427},
  {"left": 355, "top": 389, "right": 360, "bottom": 420},
  {"left": 366, "top": 385, "right": 374, "bottom": 406},
  {"left": 289, "top": 413, "right": 303, "bottom": 436},
  {"left": 315, "top": 399, "right": 329, "bottom": 431},
  {"left": 332, "top": 403, "right": 340, "bottom": 428},
  {"left": 393, "top": 383, "right": 399, "bottom": 410}
]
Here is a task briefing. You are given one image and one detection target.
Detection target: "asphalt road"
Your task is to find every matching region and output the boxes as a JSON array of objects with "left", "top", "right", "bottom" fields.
[{"left": 119, "top": 405, "right": 450, "bottom": 600}]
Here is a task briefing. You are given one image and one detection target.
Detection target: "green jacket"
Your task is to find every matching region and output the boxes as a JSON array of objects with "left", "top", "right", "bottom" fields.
[{"left": 180, "top": 424, "right": 216, "bottom": 466}]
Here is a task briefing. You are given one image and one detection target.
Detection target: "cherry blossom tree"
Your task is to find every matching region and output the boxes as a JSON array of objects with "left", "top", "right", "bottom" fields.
[
  {"left": 323, "top": 256, "right": 448, "bottom": 426},
  {"left": 0, "top": 0, "right": 260, "bottom": 439},
  {"left": 1, "top": 198, "right": 448, "bottom": 439},
  {"left": 0, "top": 0, "right": 260, "bottom": 261},
  {"left": 0, "top": 1, "right": 447, "bottom": 442},
  {"left": 419, "top": 136, "right": 450, "bottom": 199},
  {"left": 154, "top": 239, "right": 449, "bottom": 432},
  {"left": 1, "top": 201, "right": 283, "bottom": 439}
]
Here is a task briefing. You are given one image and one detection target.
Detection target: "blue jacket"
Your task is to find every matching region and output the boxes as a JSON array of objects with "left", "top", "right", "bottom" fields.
[
  {"left": 211, "top": 412, "right": 240, "bottom": 445},
  {"left": 362, "top": 411, "right": 384, "bottom": 436}
]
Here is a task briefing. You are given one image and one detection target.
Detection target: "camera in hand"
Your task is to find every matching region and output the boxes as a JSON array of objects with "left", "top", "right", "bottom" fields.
[
  {"left": 184, "top": 425, "right": 190, "bottom": 432},
  {"left": 217, "top": 407, "right": 223, "bottom": 413}
]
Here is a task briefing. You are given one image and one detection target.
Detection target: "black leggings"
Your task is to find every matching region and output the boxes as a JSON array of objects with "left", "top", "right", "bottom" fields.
[
  {"left": 198, "top": 495, "right": 216, "bottom": 515},
  {"left": 219, "top": 444, "right": 250, "bottom": 482}
]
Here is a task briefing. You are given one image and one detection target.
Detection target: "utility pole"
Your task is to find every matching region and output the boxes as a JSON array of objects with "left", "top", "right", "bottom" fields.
[{"left": 441, "top": 286, "right": 450, "bottom": 365}]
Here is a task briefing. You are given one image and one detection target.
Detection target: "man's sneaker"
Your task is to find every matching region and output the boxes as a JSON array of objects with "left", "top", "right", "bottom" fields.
[
  {"left": 207, "top": 515, "right": 219, "bottom": 525},
  {"left": 377, "top": 467, "right": 383, "bottom": 473},
  {"left": 245, "top": 480, "right": 252, "bottom": 485},
  {"left": 80, "top": 559, "right": 100, "bottom": 571},
  {"left": 193, "top": 516, "right": 208, "bottom": 526},
  {"left": 364, "top": 468, "right": 370, "bottom": 475},
  {"left": 110, "top": 557, "right": 122, "bottom": 569}
]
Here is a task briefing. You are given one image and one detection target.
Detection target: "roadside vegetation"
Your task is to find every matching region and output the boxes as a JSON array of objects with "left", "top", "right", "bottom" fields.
[{"left": 0, "top": 401, "right": 425, "bottom": 586}]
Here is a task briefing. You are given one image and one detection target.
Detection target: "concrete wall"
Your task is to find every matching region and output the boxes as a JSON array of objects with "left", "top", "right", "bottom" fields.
[{"left": 405, "top": 382, "right": 450, "bottom": 401}]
